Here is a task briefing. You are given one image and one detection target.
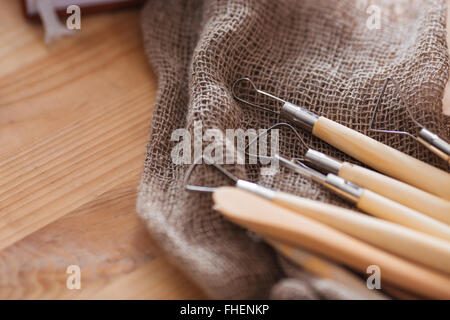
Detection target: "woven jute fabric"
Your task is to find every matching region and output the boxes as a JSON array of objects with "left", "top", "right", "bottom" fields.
[{"left": 137, "top": 0, "right": 449, "bottom": 299}]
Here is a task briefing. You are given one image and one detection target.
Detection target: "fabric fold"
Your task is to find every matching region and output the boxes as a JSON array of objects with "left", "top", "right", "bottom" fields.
[{"left": 138, "top": 0, "right": 449, "bottom": 299}]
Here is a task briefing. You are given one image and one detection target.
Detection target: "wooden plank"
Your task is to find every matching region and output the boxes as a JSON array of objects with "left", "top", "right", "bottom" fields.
[
  {"left": 0, "top": 1, "right": 153, "bottom": 156},
  {"left": 0, "top": 86, "right": 152, "bottom": 251},
  {"left": 0, "top": 0, "right": 205, "bottom": 299},
  {"left": 0, "top": 180, "right": 205, "bottom": 299}
]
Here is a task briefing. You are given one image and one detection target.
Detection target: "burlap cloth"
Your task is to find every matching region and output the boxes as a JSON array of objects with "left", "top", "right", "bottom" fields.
[{"left": 137, "top": 0, "right": 450, "bottom": 299}]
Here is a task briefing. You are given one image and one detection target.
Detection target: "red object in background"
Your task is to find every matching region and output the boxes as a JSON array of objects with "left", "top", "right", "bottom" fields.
[{"left": 21, "top": 0, "right": 145, "bottom": 19}]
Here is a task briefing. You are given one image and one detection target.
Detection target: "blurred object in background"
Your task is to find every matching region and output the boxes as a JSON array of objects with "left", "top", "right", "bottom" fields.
[
  {"left": 22, "top": 0, "right": 145, "bottom": 18},
  {"left": 22, "top": 0, "right": 145, "bottom": 44}
]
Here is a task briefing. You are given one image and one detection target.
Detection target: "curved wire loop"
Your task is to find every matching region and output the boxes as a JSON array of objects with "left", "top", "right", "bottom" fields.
[
  {"left": 244, "top": 122, "right": 309, "bottom": 161},
  {"left": 369, "top": 77, "right": 423, "bottom": 140},
  {"left": 232, "top": 77, "right": 285, "bottom": 115},
  {"left": 184, "top": 155, "right": 239, "bottom": 193}
]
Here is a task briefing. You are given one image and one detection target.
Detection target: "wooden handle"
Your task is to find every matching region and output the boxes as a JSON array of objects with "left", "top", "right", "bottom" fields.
[
  {"left": 266, "top": 239, "right": 387, "bottom": 299},
  {"left": 273, "top": 191, "right": 450, "bottom": 274},
  {"left": 272, "top": 237, "right": 418, "bottom": 299},
  {"left": 357, "top": 189, "right": 450, "bottom": 242},
  {"left": 339, "top": 162, "right": 450, "bottom": 225},
  {"left": 212, "top": 187, "right": 450, "bottom": 299},
  {"left": 417, "top": 136, "right": 450, "bottom": 165},
  {"left": 312, "top": 117, "right": 450, "bottom": 200}
]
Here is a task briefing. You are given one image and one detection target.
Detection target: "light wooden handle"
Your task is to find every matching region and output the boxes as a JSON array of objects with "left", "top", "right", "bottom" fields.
[
  {"left": 274, "top": 191, "right": 450, "bottom": 274},
  {"left": 312, "top": 117, "right": 450, "bottom": 200},
  {"left": 357, "top": 189, "right": 450, "bottom": 242},
  {"left": 339, "top": 162, "right": 450, "bottom": 225},
  {"left": 213, "top": 187, "right": 450, "bottom": 299},
  {"left": 270, "top": 238, "right": 415, "bottom": 299},
  {"left": 266, "top": 239, "right": 387, "bottom": 299},
  {"left": 417, "top": 136, "right": 450, "bottom": 165}
]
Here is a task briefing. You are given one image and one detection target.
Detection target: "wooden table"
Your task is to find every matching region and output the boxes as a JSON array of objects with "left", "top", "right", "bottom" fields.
[
  {"left": 0, "top": 0, "right": 204, "bottom": 299},
  {"left": 0, "top": 1, "right": 449, "bottom": 300}
]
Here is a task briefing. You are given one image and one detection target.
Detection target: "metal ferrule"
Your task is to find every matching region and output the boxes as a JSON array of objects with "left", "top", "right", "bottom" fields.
[
  {"left": 324, "top": 174, "right": 363, "bottom": 203},
  {"left": 280, "top": 102, "right": 319, "bottom": 132},
  {"left": 276, "top": 154, "right": 326, "bottom": 182},
  {"left": 418, "top": 128, "right": 450, "bottom": 162},
  {"left": 304, "top": 149, "right": 343, "bottom": 175},
  {"left": 275, "top": 154, "right": 361, "bottom": 202},
  {"left": 236, "top": 179, "right": 275, "bottom": 200}
]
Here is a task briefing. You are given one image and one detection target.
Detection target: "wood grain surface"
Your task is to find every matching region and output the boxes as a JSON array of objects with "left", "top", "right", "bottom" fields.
[{"left": 0, "top": 0, "right": 204, "bottom": 299}]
